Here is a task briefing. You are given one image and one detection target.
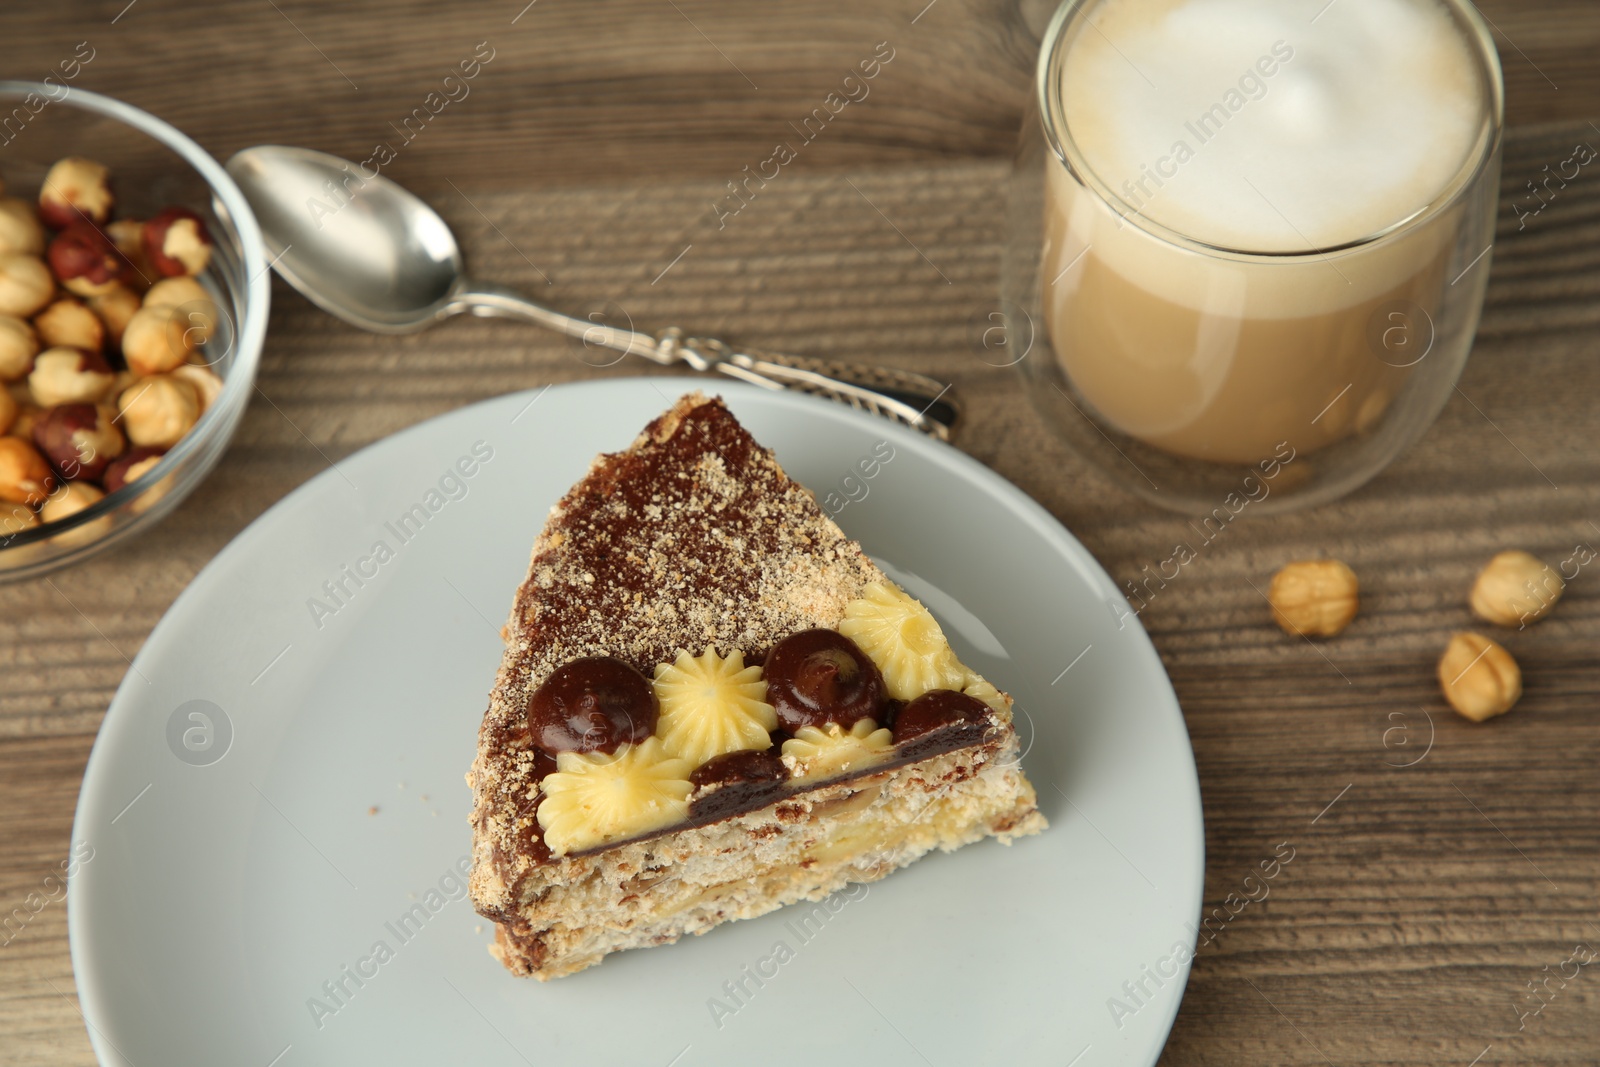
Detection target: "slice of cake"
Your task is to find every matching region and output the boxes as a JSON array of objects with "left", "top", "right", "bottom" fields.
[{"left": 466, "top": 392, "right": 1045, "bottom": 979}]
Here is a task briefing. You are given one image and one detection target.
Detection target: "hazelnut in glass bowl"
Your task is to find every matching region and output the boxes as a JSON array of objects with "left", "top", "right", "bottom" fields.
[{"left": 0, "top": 81, "right": 268, "bottom": 579}]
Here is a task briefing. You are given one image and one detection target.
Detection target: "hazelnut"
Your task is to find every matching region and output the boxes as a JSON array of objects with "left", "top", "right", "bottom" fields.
[
  {"left": 143, "top": 276, "right": 218, "bottom": 345},
  {"left": 0, "top": 387, "right": 13, "bottom": 435},
  {"left": 9, "top": 403, "right": 43, "bottom": 441},
  {"left": 122, "top": 304, "right": 194, "bottom": 375},
  {"left": 1469, "top": 550, "right": 1563, "bottom": 628},
  {"left": 32, "top": 402, "right": 124, "bottom": 481},
  {"left": 0, "top": 500, "right": 38, "bottom": 537},
  {"left": 34, "top": 297, "right": 105, "bottom": 352},
  {"left": 0, "top": 197, "right": 44, "bottom": 256},
  {"left": 48, "top": 223, "right": 124, "bottom": 298},
  {"left": 102, "top": 446, "right": 164, "bottom": 493},
  {"left": 144, "top": 207, "right": 212, "bottom": 277},
  {"left": 104, "top": 217, "right": 150, "bottom": 271},
  {"left": 171, "top": 363, "right": 223, "bottom": 412},
  {"left": 1268, "top": 559, "right": 1359, "bottom": 637},
  {"left": 1438, "top": 631, "right": 1522, "bottom": 722},
  {"left": 118, "top": 374, "right": 198, "bottom": 448},
  {"left": 28, "top": 347, "right": 115, "bottom": 406},
  {"left": 39, "top": 479, "right": 105, "bottom": 524},
  {"left": 88, "top": 285, "right": 140, "bottom": 345},
  {"left": 0, "top": 314, "right": 37, "bottom": 380},
  {"left": 38, "top": 157, "right": 113, "bottom": 229},
  {"left": 0, "top": 254, "right": 56, "bottom": 318},
  {"left": 0, "top": 436, "right": 55, "bottom": 505}
]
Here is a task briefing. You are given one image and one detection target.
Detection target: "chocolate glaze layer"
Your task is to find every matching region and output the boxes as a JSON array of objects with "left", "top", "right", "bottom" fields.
[
  {"left": 892, "top": 689, "right": 993, "bottom": 746},
  {"left": 688, "top": 749, "right": 789, "bottom": 821}
]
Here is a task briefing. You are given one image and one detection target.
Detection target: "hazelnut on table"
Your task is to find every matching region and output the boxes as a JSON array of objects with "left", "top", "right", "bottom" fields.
[
  {"left": 1268, "top": 559, "right": 1360, "bottom": 637},
  {"left": 1438, "top": 631, "right": 1522, "bottom": 721},
  {"left": 1470, "top": 550, "right": 1563, "bottom": 628},
  {"left": 0, "top": 253, "right": 56, "bottom": 318},
  {"left": 0, "top": 197, "right": 45, "bottom": 257},
  {"left": 0, "top": 436, "right": 55, "bottom": 506},
  {"left": 0, "top": 314, "right": 38, "bottom": 380},
  {"left": 34, "top": 297, "right": 106, "bottom": 353},
  {"left": 29, "top": 347, "right": 116, "bottom": 407},
  {"left": 118, "top": 374, "right": 199, "bottom": 448},
  {"left": 38, "top": 157, "right": 113, "bottom": 229}
]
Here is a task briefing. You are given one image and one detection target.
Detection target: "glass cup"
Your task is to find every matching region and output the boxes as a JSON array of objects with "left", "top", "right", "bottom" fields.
[{"left": 1004, "top": 0, "right": 1505, "bottom": 515}]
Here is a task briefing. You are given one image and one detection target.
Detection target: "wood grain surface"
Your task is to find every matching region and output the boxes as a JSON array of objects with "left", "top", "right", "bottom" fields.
[{"left": 1, "top": 2, "right": 1598, "bottom": 1065}]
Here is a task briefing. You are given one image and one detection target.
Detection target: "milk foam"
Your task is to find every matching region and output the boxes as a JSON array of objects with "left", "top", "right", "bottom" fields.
[{"left": 1061, "top": 0, "right": 1486, "bottom": 251}]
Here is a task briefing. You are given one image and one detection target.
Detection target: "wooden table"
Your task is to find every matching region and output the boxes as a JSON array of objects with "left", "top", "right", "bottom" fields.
[{"left": 2, "top": 2, "right": 1597, "bottom": 1063}]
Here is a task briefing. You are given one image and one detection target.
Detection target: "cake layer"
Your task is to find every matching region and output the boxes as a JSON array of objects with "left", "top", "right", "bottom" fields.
[{"left": 493, "top": 732, "right": 1044, "bottom": 979}]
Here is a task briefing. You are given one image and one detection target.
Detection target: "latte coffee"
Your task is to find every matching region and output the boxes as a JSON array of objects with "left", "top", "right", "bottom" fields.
[{"left": 1039, "top": 0, "right": 1496, "bottom": 464}]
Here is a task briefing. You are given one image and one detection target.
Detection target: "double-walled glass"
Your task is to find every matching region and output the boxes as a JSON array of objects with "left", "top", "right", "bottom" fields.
[{"left": 1006, "top": 0, "right": 1504, "bottom": 514}]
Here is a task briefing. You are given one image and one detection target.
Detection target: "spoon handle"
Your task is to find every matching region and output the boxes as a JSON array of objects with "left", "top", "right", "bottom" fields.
[{"left": 461, "top": 286, "right": 958, "bottom": 440}]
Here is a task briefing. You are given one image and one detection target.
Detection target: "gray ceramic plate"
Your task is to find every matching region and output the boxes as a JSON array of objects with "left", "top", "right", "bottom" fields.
[{"left": 70, "top": 379, "right": 1203, "bottom": 1067}]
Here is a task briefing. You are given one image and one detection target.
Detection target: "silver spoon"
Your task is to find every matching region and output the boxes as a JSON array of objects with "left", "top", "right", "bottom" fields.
[{"left": 225, "top": 146, "right": 958, "bottom": 439}]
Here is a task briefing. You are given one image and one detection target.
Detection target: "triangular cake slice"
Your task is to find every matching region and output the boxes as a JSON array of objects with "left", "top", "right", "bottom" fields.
[{"left": 467, "top": 392, "right": 1045, "bottom": 979}]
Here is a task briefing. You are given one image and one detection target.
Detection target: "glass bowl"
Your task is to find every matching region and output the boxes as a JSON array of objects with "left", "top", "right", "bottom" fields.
[{"left": 0, "top": 81, "right": 268, "bottom": 579}]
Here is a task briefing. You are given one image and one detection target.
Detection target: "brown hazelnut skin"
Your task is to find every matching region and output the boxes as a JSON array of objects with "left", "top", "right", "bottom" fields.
[
  {"left": 38, "top": 157, "right": 114, "bottom": 230},
  {"left": 0, "top": 387, "right": 14, "bottom": 435},
  {"left": 49, "top": 223, "right": 124, "bottom": 298},
  {"left": 117, "top": 374, "right": 199, "bottom": 448},
  {"left": 39, "top": 480, "right": 105, "bottom": 525},
  {"left": 87, "top": 286, "right": 140, "bottom": 346},
  {"left": 122, "top": 305, "right": 194, "bottom": 375},
  {"left": 0, "top": 314, "right": 38, "bottom": 380},
  {"left": 144, "top": 207, "right": 213, "bottom": 277},
  {"left": 28, "top": 347, "right": 116, "bottom": 406},
  {"left": 0, "top": 254, "right": 56, "bottom": 318},
  {"left": 32, "top": 403, "right": 125, "bottom": 482},
  {"left": 0, "top": 197, "right": 45, "bottom": 257},
  {"left": 101, "top": 446, "right": 165, "bottom": 494},
  {"left": 0, "top": 436, "right": 56, "bottom": 506},
  {"left": 34, "top": 297, "right": 105, "bottom": 352}
]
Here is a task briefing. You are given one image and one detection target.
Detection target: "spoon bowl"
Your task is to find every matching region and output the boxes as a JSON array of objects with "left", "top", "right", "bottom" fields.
[{"left": 227, "top": 146, "right": 463, "bottom": 331}]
